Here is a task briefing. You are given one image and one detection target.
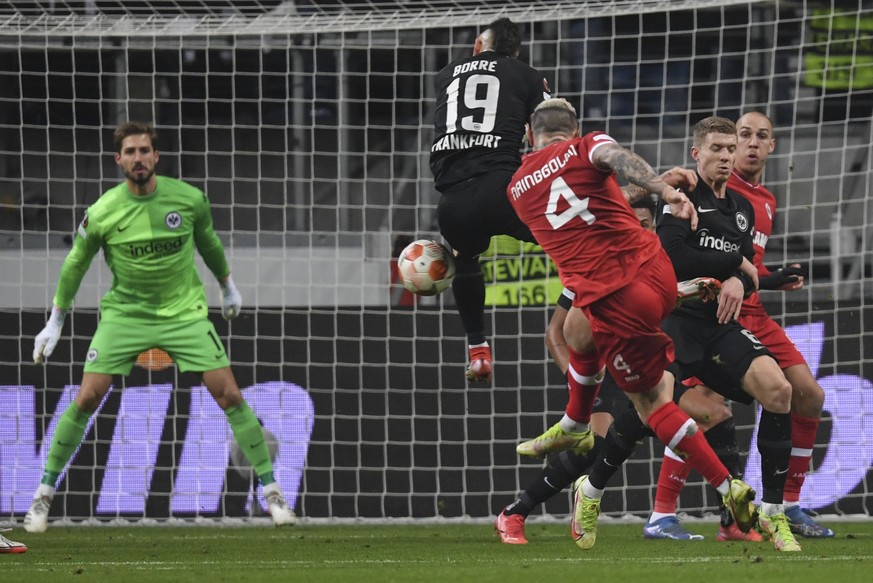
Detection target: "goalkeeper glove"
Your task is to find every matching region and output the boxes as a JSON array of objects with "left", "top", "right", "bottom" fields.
[
  {"left": 758, "top": 266, "right": 805, "bottom": 290},
  {"left": 33, "top": 306, "right": 67, "bottom": 364},
  {"left": 220, "top": 276, "right": 242, "bottom": 320}
]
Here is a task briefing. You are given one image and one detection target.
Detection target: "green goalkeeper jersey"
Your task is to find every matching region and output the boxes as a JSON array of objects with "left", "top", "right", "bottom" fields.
[{"left": 54, "top": 176, "right": 230, "bottom": 322}]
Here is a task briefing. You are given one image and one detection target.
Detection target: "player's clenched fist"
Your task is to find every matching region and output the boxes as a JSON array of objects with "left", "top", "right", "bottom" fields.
[{"left": 33, "top": 306, "right": 66, "bottom": 364}]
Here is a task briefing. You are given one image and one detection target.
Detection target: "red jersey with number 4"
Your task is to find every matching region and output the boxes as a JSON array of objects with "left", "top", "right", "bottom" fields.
[
  {"left": 729, "top": 169, "right": 776, "bottom": 317},
  {"left": 507, "top": 132, "right": 661, "bottom": 308}
]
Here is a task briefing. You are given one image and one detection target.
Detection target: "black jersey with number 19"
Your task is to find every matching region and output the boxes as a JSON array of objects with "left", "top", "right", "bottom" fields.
[{"left": 430, "top": 50, "right": 550, "bottom": 191}]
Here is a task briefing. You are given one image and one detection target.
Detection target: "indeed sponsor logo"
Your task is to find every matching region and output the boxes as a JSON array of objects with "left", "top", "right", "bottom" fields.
[
  {"left": 696, "top": 228, "right": 740, "bottom": 253},
  {"left": 128, "top": 236, "right": 185, "bottom": 258}
]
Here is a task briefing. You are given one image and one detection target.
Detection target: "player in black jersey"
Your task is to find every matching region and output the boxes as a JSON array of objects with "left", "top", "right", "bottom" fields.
[
  {"left": 430, "top": 17, "right": 550, "bottom": 382},
  {"left": 657, "top": 116, "right": 801, "bottom": 552}
]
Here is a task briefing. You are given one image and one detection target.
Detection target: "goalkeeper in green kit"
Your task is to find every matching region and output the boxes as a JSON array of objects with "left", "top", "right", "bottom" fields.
[{"left": 24, "top": 122, "right": 295, "bottom": 531}]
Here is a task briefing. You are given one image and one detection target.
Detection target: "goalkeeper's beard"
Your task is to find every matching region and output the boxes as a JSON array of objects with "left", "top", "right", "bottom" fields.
[{"left": 125, "top": 166, "right": 155, "bottom": 187}]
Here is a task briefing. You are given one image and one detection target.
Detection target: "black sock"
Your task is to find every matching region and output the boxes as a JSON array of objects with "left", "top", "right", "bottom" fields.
[
  {"left": 588, "top": 420, "right": 642, "bottom": 490},
  {"left": 588, "top": 424, "right": 642, "bottom": 490},
  {"left": 506, "top": 436, "right": 604, "bottom": 517},
  {"left": 705, "top": 417, "right": 740, "bottom": 478},
  {"left": 451, "top": 255, "right": 486, "bottom": 345},
  {"left": 757, "top": 409, "right": 792, "bottom": 505}
]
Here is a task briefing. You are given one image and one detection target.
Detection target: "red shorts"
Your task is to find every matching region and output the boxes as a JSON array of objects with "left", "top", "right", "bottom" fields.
[
  {"left": 738, "top": 311, "right": 806, "bottom": 369},
  {"left": 581, "top": 250, "right": 677, "bottom": 393}
]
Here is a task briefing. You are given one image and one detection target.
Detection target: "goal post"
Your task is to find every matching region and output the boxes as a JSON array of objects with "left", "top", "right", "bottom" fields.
[{"left": 1, "top": 0, "right": 871, "bottom": 524}]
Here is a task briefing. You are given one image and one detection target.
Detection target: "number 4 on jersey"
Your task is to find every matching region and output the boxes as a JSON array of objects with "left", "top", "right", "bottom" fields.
[
  {"left": 613, "top": 353, "right": 632, "bottom": 374},
  {"left": 546, "top": 177, "right": 596, "bottom": 229}
]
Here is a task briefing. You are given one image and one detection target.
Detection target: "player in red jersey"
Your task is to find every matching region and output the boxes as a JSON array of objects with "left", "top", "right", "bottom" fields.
[
  {"left": 506, "top": 98, "right": 756, "bottom": 551},
  {"left": 733, "top": 113, "right": 832, "bottom": 536}
]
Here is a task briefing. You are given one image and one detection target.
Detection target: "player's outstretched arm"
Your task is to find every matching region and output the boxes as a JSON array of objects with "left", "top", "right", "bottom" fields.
[
  {"left": 595, "top": 145, "right": 698, "bottom": 229},
  {"left": 33, "top": 305, "right": 66, "bottom": 364},
  {"left": 622, "top": 167, "right": 697, "bottom": 204}
]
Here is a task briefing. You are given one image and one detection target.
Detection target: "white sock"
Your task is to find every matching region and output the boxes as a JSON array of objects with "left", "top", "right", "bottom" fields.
[
  {"left": 35, "top": 483, "right": 55, "bottom": 499},
  {"left": 559, "top": 415, "right": 589, "bottom": 433},
  {"left": 648, "top": 511, "right": 675, "bottom": 523},
  {"left": 760, "top": 502, "right": 784, "bottom": 516},
  {"left": 262, "top": 482, "right": 281, "bottom": 497},
  {"left": 581, "top": 478, "right": 604, "bottom": 500}
]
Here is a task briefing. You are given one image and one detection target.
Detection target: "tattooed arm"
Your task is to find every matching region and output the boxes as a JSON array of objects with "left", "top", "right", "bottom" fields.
[
  {"left": 593, "top": 143, "right": 699, "bottom": 228},
  {"left": 621, "top": 167, "right": 698, "bottom": 203}
]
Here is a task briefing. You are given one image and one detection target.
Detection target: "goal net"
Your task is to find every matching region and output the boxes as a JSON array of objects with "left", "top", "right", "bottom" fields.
[{"left": 1, "top": 0, "right": 871, "bottom": 524}]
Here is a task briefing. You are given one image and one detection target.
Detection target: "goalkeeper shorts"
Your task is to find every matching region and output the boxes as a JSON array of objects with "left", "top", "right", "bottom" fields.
[{"left": 83, "top": 317, "right": 230, "bottom": 375}]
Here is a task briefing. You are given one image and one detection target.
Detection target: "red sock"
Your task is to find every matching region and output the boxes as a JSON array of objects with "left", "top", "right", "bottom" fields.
[
  {"left": 647, "top": 401, "right": 730, "bottom": 488},
  {"left": 653, "top": 448, "right": 691, "bottom": 514},
  {"left": 565, "top": 348, "right": 603, "bottom": 423},
  {"left": 784, "top": 413, "right": 819, "bottom": 504}
]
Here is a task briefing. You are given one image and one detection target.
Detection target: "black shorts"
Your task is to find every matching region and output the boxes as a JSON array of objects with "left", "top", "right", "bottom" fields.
[
  {"left": 662, "top": 314, "right": 773, "bottom": 405},
  {"left": 436, "top": 169, "right": 535, "bottom": 257},
  {"left": 593, "top": 371, "right": 631, "bottom": 416}
]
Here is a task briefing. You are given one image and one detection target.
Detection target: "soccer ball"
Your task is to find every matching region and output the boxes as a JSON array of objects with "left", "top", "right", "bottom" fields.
[{"left": 396, "top": 239, "right": 456, "bottom": 296}]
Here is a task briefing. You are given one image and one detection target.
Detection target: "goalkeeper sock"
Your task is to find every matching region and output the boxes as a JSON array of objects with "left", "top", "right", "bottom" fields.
[
  {"left": 225, "top": 400, "right": 275, "bottom": 485},
  {"left": 41, "top": 401, "right": 91, "bottom": 487}
]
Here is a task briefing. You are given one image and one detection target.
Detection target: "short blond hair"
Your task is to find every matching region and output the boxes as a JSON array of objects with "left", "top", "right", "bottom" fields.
[
  {"left": 530, "top": 98, "right": 578, "bottom": 135},
  {"left": 692, "top": 116, "right": 736, "bottom": 149}
]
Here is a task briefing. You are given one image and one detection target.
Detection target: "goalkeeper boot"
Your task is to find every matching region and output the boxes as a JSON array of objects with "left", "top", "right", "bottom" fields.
[
  {"left": 264, "top": 485, "right": 296, "bottom": 527},
  {"left": 466, "top": 344, "right": 492, "bottom": 382},
  {"left": 571, "top": 476, "right": 600, "bottom": 550},
  {"left": 676, "top": 277, "right": 721, "bottom": 307},
  {"left": 721, "top": 478, "right": 757, "bottom": 533},
  {"left": 516, "top": 422, "right": 594, "bottom": 457},
  {"left": 494, "top": 510, "right": 528, "bottom": 545},
  {"left": 785, "top": 505, "right": 835, "bottom": 538},
  {"left": 758, "top": 510, "right": 802, "bottom": 552},
  {"left": 23, "top": 493, "right": 53, "bottom": 533}
]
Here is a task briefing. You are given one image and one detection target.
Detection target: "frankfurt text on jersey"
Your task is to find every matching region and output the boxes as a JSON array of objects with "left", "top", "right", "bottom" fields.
[{"left": 431, "top": 133, "right": 503, "bottom": 153}]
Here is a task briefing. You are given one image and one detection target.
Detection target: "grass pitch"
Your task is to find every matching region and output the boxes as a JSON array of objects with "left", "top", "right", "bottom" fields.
[{"left": 3, "top": 520, "right": 872, "bottom": 582}]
